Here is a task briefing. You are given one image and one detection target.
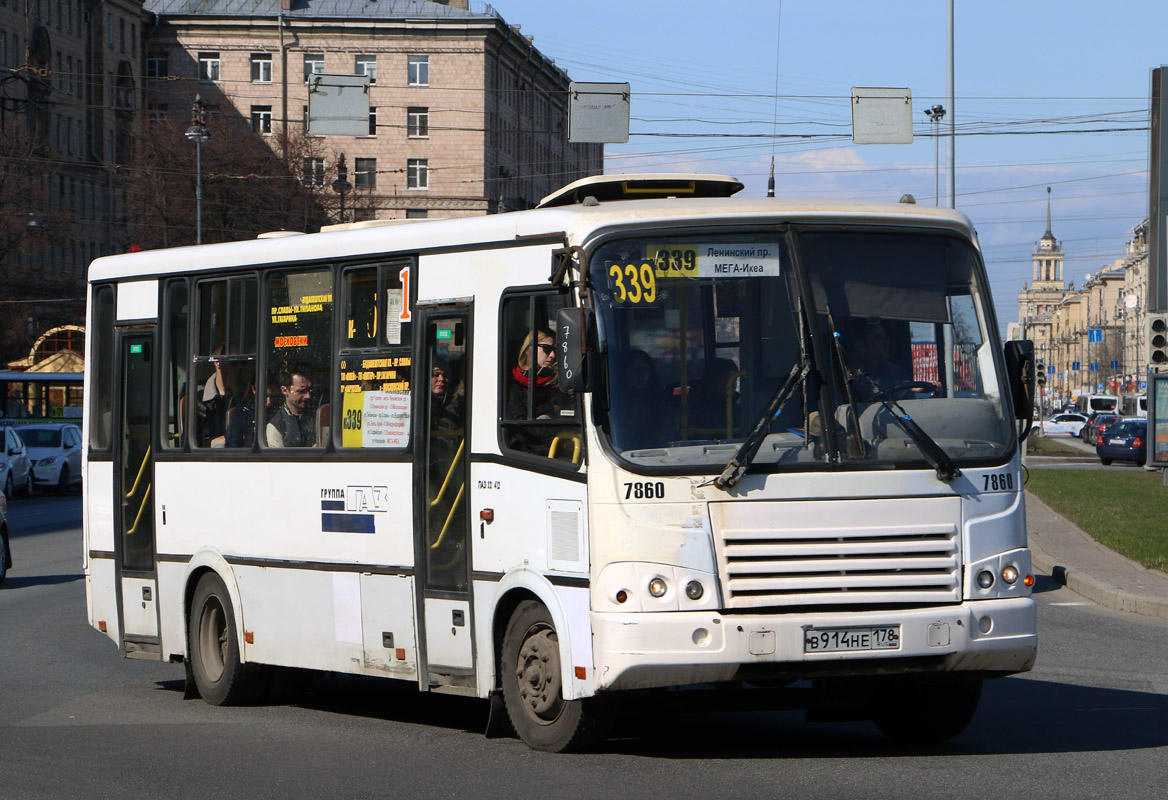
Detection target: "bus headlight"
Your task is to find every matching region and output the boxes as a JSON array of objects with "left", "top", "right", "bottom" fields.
[
  {"left": 685, "top": 580, "right": 704, "bottom": 600},
  {"left": 976, "top": 570, "right": 995, "bottom": 590},
  {"left": 1001, "top": 565, "right": 1019, "bottom": 584},
  {"left": 648, "top": 577, "right": 668, "bottom": 598}
]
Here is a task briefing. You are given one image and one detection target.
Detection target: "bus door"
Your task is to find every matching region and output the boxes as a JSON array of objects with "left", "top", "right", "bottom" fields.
[
  {"left": 414, "top": 306, "right": 475, "bottom": 688},
  {"left": 115, "top": 329, "right": 160, "bottom": 657}
]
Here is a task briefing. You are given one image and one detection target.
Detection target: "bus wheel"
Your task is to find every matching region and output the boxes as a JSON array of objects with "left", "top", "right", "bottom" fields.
[
  {"left": 501, "top": 600, "right": 610, "bottom": 752},
  {"left": 188, "top": 572, "right": 263, "bottom": 705},
  {"left": 872, "top": 677, "right": 982, "bottom": 743}
]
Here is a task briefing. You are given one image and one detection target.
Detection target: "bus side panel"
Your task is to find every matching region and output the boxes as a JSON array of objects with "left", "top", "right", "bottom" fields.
[
  {"left": 84, "top": 460, "right": 119, "bottom": 645},
  {"left": 153, "top": 461, "right": 416, "bottom": 674}
]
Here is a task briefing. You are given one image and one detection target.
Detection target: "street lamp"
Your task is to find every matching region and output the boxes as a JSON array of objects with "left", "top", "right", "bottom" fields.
[
  {"left": 184, "top": 95, "right": 211, "bottom": 245},
  {"left": 923, "top": 104, "right": 945, "bottom": 207},
  {"left": 332, "top": 153, "right": 351, "bottom": 223}
]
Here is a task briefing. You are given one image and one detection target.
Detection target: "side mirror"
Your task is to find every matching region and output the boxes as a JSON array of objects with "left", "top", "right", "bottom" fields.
[
  {"left": 1004, "top": 340, "right": 1036, "bottom": 423},
  {"left": 555, "top": 306, "right": 597, "bottom": 393}
]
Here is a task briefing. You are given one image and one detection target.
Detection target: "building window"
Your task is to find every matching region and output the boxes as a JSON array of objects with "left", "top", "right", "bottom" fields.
[
  {"left": 406, "top": 209, "right": 428, "bottom": 219},
  {"left": 251, "top": 53, "right": 272, "bottom": 83},
  {"left": 303, "top": 53, "right": 324, "bottom": 83},
  {"left": 407, "top": 107, "right": 428, "bottom": 138},
  {"left": 407, "top": 159, "right": 429, "bottom": 190},
  {"left": 251, "top": 105, "right": 273, "bottom": 135},
  {"left": 302, "top": 157, "right": 324, "bottom": 187},
  {"left": 408, "top": 54, "right": 428, "bottom": 86},
  {"left": 368, "top": 107, "right": 377, "bottom": 136},
  {"left": 198, "top": 52, "right": 220, "bottom": 82},
  {"left": 146, "top": 51, "right": 167, "bottom": 79},
  {"left": 355, "top": 54, "right": 376, "bottom": 84},
  {"left": 354, "top": 158, "right": 376, "bottom": 189},
  {"left": 147, "top": 103, "right": 168, "bottom": 130}
]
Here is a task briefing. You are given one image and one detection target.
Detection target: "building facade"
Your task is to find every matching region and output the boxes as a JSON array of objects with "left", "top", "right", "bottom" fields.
[
  {"left": 1017, "top": 190, "right": 1149, "bottom": 411},
  {"left": 142, "top": 0, "right": 603, "bottom": 221},
  {"left": 1, "top": 0, "right": 147, "bottom": 363}
]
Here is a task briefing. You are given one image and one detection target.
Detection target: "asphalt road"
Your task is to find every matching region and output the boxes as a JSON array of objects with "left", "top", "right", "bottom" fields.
[{"left": 3, "top": 494, "right": 1168, "bottom": 799}]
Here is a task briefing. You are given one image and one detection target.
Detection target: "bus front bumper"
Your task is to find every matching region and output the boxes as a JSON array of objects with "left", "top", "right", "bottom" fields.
[{"left": 591, "top": 597, "right": 1037, "bottom": 692}]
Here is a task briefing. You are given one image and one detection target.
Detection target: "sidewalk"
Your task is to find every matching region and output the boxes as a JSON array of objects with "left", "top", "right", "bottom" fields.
[{"left": 1026, "top": 490, "right": 1168, "bottom": 621}]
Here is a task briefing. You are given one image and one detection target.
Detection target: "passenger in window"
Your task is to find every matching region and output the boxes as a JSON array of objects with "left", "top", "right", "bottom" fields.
[
  {"left": 200, "top": 345, "right": 243, "bottom": 447},
  {"left": 266, "top": 364, "right": 317, "bottom": 447},
  {"left": 506, "top": 327, "right": 569, "bottom": 453},
  {"left": 224, "top": 379, "right": 257, "bottom": 448},
  {"left": 430, "top": 358, "right": 464, "bottom": 432},
  {"left": 611, "top": 349, "right": 671, "bottom": 450},
  {"left": 690, "top": 357, "right": 741, "bottom": 437}
]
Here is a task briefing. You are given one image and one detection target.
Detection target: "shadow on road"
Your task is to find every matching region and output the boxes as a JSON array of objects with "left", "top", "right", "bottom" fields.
[
  {"left": 0, "top": 572, "right": 84, "bottom": 590},
  {"left": 155, "top": 670, "right": 1168, "bottom": 758}
]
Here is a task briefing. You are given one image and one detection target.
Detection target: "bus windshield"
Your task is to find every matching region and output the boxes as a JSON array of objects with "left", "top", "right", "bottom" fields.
[{"left": 589, "top": 227, "right": 1013, "bottom": 473}]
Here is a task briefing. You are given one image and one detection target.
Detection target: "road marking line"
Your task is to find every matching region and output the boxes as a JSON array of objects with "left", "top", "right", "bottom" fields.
[{"left": 1048, "top": 601, "right": 1093, "bottom": 606}]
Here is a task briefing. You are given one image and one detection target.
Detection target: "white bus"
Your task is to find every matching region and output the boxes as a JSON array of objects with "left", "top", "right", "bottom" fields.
[{"left": 83, "top": 174, "right": 1038, "bottom": 751}]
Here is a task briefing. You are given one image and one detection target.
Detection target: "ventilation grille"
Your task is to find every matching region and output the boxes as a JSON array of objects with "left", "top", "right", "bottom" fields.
[{"left": 711, "top": 499, "right": 962, "bottom": 609}]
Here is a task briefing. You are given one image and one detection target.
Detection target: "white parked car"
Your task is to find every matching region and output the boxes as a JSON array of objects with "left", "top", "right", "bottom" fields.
[
  {"left": 1042, "top": 412, "right": 1088, "bottom": 437},
  {"left": 19, "top": 423, "right": 83, "bottom": 494},
  {"left": 1, "top": 426, "right": 34, "bottom": 500}
]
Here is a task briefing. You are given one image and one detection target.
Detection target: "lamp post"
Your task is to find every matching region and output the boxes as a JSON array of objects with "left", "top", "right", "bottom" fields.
[
  {"left": 332, "top": 153, "right": 351, "bottom": 223},
  {"left": 184, "top": 96, "right": 211, "bottom": 245},
  {"left": 923, "top": 104, "right": 945, "bottom": 207}
]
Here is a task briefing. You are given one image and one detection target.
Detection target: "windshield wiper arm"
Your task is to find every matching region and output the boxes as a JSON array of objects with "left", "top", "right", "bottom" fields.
[
  {"left": 712, "top": 361, "right": 809, "bottom": 489},
  {"left": 851, "top": 372, "right": 961, "bottom": 482}
]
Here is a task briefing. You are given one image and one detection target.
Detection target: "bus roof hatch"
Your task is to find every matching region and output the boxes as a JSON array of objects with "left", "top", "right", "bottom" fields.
[{"left": 536, "top": 173, "right": 744, "bottom": 208}]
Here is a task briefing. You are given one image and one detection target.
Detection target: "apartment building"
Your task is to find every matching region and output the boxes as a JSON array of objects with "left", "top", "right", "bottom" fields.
[
  {"left": 1, "top": 0, "right": 147, "bottom": 362},
  {"left": 142, "top": 0, "right": 603, "bottom": 221}
]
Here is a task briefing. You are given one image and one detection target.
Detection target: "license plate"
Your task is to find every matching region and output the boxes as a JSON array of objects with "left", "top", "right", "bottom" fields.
[
  {"left": 1109, "top": 438, "right": 1125, "bottom": 445},
  {"left": 804, "top": 625, "right": 900, "bottom": 653}
]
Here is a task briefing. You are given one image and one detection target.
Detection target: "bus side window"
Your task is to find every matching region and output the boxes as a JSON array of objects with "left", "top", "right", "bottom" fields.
[
  {"left": 499, "top": 291, "right": 581, "bottom": 462},
  {"left": 193, "top": 276, "right": 258, "bottom": 449},
  {"left": 161, "top": 279, "right": 189, "bottom": 449},
  {"left": 264, "top": 268, "right": 332, "bottom": 450}
]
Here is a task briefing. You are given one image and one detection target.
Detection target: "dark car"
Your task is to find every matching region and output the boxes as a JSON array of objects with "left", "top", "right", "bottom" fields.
[
  {"left": 1095, "top": 418, "right": 1147, "bottom": 465},
  {"left": 0, "top": 492, "right": 9, "bottom": 582},
  {"left": 1082, "top": 412, "right": 1119, "bottom": 443}
]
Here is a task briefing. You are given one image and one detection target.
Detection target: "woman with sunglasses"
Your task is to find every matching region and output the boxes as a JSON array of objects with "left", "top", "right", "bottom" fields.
[{"left": 505, "top": 327, "right": 569, "bottom": 453}]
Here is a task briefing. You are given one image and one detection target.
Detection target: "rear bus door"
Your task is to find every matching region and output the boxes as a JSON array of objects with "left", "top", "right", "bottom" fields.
[
  {"left": 413, "top": 305, "right": 475, "bottom": 690},
  {"left": 115, "top": 329, "right": 160, "bottom": 657}
]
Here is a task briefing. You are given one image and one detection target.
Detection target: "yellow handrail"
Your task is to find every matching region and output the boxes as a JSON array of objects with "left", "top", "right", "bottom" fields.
[
  {"left": 428, "top": 438, "right": 465, "bottom": 509},
  {"left": 124, "top": 446, "right": 152, "bottom": 501},
  {"left": 429, "top": 482, "right": 465, "bottom": 550},
  {"left": 724, "top": 369, "right": 746, "bottom": 438},
  {"left": 125, "top": 484, "right": 152, "bottom": 536},
  {"left": 548, "top": 434, "right": 582, "bottom": 463}
]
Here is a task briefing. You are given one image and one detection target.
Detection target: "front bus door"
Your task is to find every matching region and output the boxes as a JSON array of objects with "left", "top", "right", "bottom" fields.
[
  {"left": 116, "top": 330, "right": 160, "bottom": 658},
  {"left": 414, "top": 306, "right": 474, "bottom": 690}
]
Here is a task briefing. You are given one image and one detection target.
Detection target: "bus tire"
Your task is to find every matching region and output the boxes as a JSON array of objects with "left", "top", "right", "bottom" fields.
[
  {"left": 188, "top": 572, "right": 264, "bottom": 706},
  {"left": 872, "top": 676, "right": 982, "bottom": 743},
  {"left": 501, "top": 600, "right": 611, "bottom": 752}
]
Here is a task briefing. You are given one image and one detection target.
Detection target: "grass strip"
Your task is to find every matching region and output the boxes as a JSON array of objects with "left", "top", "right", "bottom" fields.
[{"left": 1026, "top": 469, "right": 1168, "bottom": 573}]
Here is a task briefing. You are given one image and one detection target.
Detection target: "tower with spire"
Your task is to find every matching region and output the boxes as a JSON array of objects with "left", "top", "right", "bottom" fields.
[{"left": 1017, "top": 188, "right": 1068, "bottom": 324}]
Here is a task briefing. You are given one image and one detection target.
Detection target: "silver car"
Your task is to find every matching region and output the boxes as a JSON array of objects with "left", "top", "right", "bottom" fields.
[
  {"left": 1, "top": 427, "right": 34, "bottom": 500},
  {"left": 19, "top": 423, "right": 83, "bottom": 494}
]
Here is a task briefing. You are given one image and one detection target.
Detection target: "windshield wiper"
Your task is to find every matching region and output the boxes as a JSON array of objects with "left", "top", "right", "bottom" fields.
[
  {"left": 711, "top": 360, "right": 809, "bottom": 489},
  {"left": 849, "top": 371, "right": 962, "bottom": 482}
]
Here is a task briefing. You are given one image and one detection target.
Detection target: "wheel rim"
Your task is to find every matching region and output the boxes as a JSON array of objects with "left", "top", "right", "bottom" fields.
[
  {"left": 197, "top": 597, "right": 228, "bottom": 682},
  {"left": 514, "top": 622, "right": 564, "bottom": 725}
]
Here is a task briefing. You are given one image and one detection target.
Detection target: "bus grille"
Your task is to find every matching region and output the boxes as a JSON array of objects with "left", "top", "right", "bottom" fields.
[{"left": 710, "top": 497, "right": 962, "bottom": 609}]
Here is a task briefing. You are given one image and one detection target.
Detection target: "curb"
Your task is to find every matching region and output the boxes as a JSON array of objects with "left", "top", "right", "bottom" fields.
[{"left": 1026, "top": 492, "right": 1168, "bottom": 621}]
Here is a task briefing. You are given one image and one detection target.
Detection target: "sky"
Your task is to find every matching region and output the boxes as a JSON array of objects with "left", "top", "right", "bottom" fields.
[{"left": 493, "top": 0, "right": 1168, "bottom": 336}]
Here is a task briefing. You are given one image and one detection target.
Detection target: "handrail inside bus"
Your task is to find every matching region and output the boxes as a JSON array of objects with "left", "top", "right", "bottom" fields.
[
  {"left": 429, "top": 482, "right": 465, "bottom": 551},
  {"left": 125, "top": 446, "right": 152, "bottom": 501},
  {"left": 548, "top": 434, "right": 581, "bottom": 463},
  {"left": 125, "top": 484, "right": 152, "bottom": 536},
  {"left": 429, "top": 438, "right": 465, "bottom": 509}
]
